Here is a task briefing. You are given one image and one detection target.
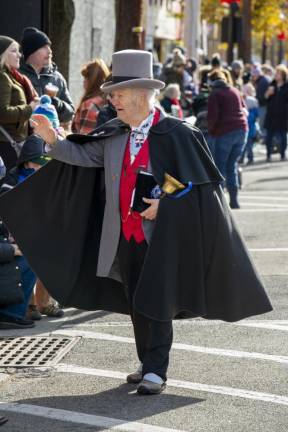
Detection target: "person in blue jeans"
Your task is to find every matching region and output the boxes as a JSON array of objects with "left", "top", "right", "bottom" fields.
[
  {"left": 214, "top": 129, "right": 247, "bottom": 205},
  {"left": 207, "top": 70, "right": 248, "bottom": 209},
  {"left": 0, "top": 134, "right": 49, "bottom": 329},
  {"left": 0, "top": 256, "right": 36, "bottom": 329},
  {"left": 241, "top": 83, "right": 259, "bottom": 164}
]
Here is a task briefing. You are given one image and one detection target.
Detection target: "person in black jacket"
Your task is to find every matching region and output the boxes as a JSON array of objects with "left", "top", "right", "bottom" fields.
[
  {"left": 264, "top": 65, "right": 288, "bottom": 161},
  {"left": 0, "top": 155, "right": 35, "bottom": 329},
  {"left": 19, "top": 27, "right": 74, "bottom": 126},
  {"left": 0, "top": 135, "right": 51, "bottom": 329},
  {"left": 251, "top": 65, "right": 270, "bottom": 139},
  {"left": 95, "top": 97, "right": 117, "bottom": 127}
]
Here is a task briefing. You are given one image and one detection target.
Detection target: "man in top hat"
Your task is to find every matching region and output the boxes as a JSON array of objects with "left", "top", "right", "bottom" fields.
[
  {"left": 20, "top": 27, "right": 74, "bottom": 125},
  {"left": 0, "top": 50, "right": 272, "bottom": 395}
]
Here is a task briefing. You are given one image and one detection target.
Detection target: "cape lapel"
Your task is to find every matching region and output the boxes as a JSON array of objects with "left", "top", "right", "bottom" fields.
[{"left": 108, "top": 132, "right": 129, "bottom": 210}]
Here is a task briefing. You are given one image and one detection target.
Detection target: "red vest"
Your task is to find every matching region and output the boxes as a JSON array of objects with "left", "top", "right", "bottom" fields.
[{"left": 119, "top": 109, "right": 160, "bottom": 243}]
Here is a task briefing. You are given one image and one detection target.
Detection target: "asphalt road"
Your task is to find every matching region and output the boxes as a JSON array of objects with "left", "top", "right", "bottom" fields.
[{"left": 0, "top": 146, "right": 288, "bottom": 432}]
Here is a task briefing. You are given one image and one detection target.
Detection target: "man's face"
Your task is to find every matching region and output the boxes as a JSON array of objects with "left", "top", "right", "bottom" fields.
[
  {"left": 233, "top": 67, "right": 242, "bottom": 78},
  {"left": 28, "top": 44, "right": 52, "bottom": 68},
  {"left": 110, "top": 88, "right": 137, "bottom": 124}
]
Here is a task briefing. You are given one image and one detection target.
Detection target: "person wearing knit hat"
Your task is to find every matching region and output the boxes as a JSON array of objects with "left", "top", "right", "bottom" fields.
[
  {"left": 162, "top": 48, "right": 187, "bottom": 92},
  {"left": 20, "top": 27, "right": 75, "bottom": 125},
  {"left": 0, "top": 35, "right": 39, "bottom": 169},
  {"left": 230, "top": 59, "right": 244, "bottom": 91},
  {"left": 172, "top": 48, "right": 186, "bottom": 67},
  {"left": 0, "top": 36, "right": 15, "bottom": 57},
  {"left": 21, "top": 27, "right": 51, "bottom": 61},
  {"left": 251, "top": 64, "right": 270, "bottom": 140}
]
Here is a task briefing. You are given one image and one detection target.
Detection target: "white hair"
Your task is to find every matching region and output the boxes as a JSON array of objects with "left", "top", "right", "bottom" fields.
[
  {"left": 163, "top": 83, "right": 180, "bottom": 99},
  {"left": 0, "top": 41, "right": 18, "bottom": 69},
  {"left": 132, "top": 88, "right": 157, "bottom": 109}
]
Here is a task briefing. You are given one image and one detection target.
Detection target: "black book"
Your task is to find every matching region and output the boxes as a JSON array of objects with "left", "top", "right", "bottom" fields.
[{"left": 132, "top": 171, "right": 160, "bottom": 213}]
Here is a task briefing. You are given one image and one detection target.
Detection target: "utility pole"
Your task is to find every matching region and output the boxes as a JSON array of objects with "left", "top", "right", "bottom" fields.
[
  {"left": 239, "top": 0, "right": 252, "bottom": 62},
  {"left": 261, "top": 33, "right": 267, "bottom": 64},
  {"left": 184, "top": 0, "right": 201, "bottom": 59},
  {"left": 115, "top": 0, "right": 144, "bottom": 51},
  {"left": 227, "top": 1, "right": 239, "bottom": 64}
]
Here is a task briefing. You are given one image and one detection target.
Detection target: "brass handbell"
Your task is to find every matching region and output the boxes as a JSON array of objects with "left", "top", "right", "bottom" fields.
[{"left": 162, "top": 173, "right": 185, "bottom": 194}]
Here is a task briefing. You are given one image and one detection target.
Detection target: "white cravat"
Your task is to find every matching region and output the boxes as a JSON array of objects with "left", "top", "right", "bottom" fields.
[{"left": 129, "top": 108, "right": 155, "bottom": 164}]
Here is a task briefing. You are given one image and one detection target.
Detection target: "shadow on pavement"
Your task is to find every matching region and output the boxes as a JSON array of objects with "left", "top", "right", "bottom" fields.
[{"left": 0, "top": 383, "right": 204, "bottom": 429}]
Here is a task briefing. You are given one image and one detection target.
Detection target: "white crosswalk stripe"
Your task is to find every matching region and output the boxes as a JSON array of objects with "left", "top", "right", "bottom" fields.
[
  {"left": 54, "top": 363, "right": 288, "bottom": 407},
  {"left": 0, "top": 402, "right": 185, "bottom": 432},
  {"left": 53, "top": 328, "right": 288, "bottom": 364}
]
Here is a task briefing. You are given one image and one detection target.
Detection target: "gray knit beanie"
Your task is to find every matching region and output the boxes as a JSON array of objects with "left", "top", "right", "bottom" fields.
[{"left": 0, "top": 36, "right": 15, "bottom": 56}]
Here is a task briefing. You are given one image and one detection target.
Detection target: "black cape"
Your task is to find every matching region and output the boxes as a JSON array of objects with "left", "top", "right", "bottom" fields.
[{"left": 0, "top": 118, "right": 272, "bottom": 322}]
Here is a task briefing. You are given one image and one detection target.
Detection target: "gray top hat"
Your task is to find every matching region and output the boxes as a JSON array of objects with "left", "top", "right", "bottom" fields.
[{"left": 101, "top": 49, "right": 165, "bottom": 93}]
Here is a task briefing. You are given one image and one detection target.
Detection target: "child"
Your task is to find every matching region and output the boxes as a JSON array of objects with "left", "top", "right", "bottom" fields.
[{"left": 241, "top": 83, "right": 259, "bottom": 164}]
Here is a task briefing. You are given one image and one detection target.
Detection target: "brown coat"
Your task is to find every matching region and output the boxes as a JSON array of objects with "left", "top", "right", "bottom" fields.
[{"left": 0, "top": 68, "right": 32, "bottom": 143}]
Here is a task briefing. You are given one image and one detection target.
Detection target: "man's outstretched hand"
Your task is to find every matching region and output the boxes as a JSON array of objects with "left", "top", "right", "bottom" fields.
[{"left": 30, "top": 114, "right": 57, "bottom": 145}]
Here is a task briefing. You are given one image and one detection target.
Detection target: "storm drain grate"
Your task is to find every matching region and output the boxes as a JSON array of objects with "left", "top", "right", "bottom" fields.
[{"left": 0, "top": 336, "right": 80, "bottom": 368}]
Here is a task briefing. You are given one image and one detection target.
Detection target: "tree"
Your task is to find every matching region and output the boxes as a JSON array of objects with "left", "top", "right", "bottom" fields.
[
  {"left": 201, "top": 0, "right": 288, "bottom": 62},
  {"left": 252, "top": 0, "right": 288, "bottom": 62},
  {"left": 48, "top": 0, "right": 75, "bottom": 82},
  {"left": 239, "top": 0, "right": 252, "bottom": 62},
  {"left": 201, "top": 0, "right": 227, "bottom": 24},
  {"left": 202, "top": 0, "right": 288, "bottom": 40},
  {"left": 115, "top": 0, "right": 144, "bottom": 51},
  {"left": 252, "top": 0, "right": 288, "bottom": 40}
]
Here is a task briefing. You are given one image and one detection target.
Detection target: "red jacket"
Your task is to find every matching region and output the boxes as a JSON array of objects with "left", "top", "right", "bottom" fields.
[{"left": 119, "top": 109, "right": 160, "bottom": 243}]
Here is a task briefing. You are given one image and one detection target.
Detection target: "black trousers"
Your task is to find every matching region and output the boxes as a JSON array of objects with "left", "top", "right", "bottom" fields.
[{"left": 118, "top": 235, "right": 173, "bottom": 381}]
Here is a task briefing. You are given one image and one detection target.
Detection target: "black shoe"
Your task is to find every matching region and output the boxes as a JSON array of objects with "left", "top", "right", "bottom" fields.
[
  {"left": 137, "top": 380, "right": 166, "bottom": 395},
  {"left": 26, "top": 304, "right": 42, "bottom": 321},
  {"left": 0, "top": 416, "right": 8, "bottom": 426},
  {"left": 266, "top": 156, "right": 271, "bottom": 162},
  {"left": 227, "top": 187, "right": 240, "bottom": 209},
  {"left": 0, "top": 315, "right": 35, "bottom": 329},
  {"left": 127, "top": 371, "right": 143, "bottom": 384},
  {"left": 230, "top": 202, "right": 240, "bottom": 209}
]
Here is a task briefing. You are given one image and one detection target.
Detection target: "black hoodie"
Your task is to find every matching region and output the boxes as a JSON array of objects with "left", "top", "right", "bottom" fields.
[{"left": 20, "top": 62, "right": 75, "bottom": 123}]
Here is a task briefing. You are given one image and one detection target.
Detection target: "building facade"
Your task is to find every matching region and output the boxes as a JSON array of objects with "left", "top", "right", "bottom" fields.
[
  {"left": 69, "top": 0, "right": 116, "bottom": 103},
  {"left": 144, "top": 0, "right": 184, "bottom": 62}
]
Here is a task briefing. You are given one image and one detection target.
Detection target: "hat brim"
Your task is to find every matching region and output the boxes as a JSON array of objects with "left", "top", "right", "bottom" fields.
[
  {"left": 100, "top": 78, "right": 165, "bottom": 93},
  {"left": 29, "top": 156, "right": 51, "bottom": 166}
]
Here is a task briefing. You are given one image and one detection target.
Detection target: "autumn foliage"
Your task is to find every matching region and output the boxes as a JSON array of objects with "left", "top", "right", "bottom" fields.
[{"left": 201, "top": 0, "right": 288, "bottom": 41}]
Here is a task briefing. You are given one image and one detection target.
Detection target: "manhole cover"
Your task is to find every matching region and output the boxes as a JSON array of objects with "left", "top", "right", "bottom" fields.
[{"left": 0, "top": 336, "right": 79, "bottom": 368}]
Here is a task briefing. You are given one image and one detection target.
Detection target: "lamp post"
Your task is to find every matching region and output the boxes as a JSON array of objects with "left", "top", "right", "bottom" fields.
[
  {"left": 184, "top": 0, "right": 201, "bottom": 59},
  {"left": 221, "top": 0, "right": 240, "bottom": 64},
  {"left": 240, "top": 0, "right": 251, "bottom": 63},
  {"left": 277, "top": 31, "right": 286, "bottom": 64}
]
